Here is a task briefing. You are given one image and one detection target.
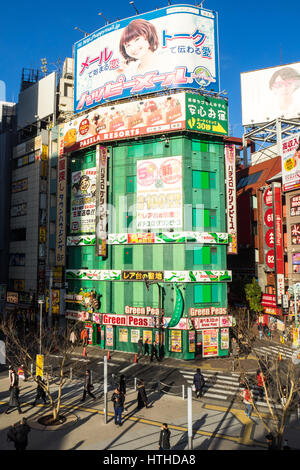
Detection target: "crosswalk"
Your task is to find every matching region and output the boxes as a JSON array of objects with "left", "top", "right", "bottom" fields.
[
  {"left": 179, "top": 368, "right": 285, "bottom": 410},
  {"left": 252, "top": 342, "right": 293, "bottom": 361}
]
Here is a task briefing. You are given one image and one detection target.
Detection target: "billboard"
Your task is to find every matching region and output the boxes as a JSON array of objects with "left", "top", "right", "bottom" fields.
[
  {"left": 224, "top": 144, "right": 237, "bottom": 254},
  {"left": 281, "top": 131, "right": 300, "bottom": 192},
  {"left": 56, "top": 125, "right": 67, "bottom": 266},
  {"left": 241, "top": 62, "right": 300, "bottom": 126},
  {"left": 136, "top": 156, "right": 182, "bottom": 230},
  {"left": 74, "top": 4, "right": 219, "bottom": 112},
  {"left": 71, "top": 167, "right": 96, "bottom": 233},
  {"left": 95, "top": 146, "right": 108, "bottom": 257}
]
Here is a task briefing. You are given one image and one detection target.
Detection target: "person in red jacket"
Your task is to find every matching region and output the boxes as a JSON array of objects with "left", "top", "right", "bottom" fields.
[{"left": 257, "top": 370, "right": 266, "bottom": 400}]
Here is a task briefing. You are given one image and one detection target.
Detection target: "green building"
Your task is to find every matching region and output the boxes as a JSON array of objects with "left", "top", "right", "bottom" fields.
[{"left": 61, "top": 91, "right": 233, "bottom": 360}]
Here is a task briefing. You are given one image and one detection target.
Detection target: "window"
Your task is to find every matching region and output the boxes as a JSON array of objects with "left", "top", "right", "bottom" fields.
[
  {"left": 236, "top": 171, "right": 262, "bottom": 190},
  {"left": 10, "top": 228, "right": 26, "bottom": 242},
  {"left": 192, "top": 170, "right": 216, "bottom": 189},
  {"left": 124, "top": 247, "right": 133, "bottom": 265},
  {"left": 193, "top": 208, "right": 217, "bottom": 229},
  {"left": 194, "top": 284, "right": 219, "bottom": 303},
  {"left": 126, "top": 176, "right": 136, "bottom": 193},
  {"left": 193, "top": 247, "right": 211, "bottom": 265}
]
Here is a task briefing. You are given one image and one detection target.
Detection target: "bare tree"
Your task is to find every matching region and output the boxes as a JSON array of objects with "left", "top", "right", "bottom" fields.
[
  {"left": 232, "top": 315, "right": 300, "bottom": 449},
  {"left": 0, "top": 316, "right": 85, "bottom": 424}
]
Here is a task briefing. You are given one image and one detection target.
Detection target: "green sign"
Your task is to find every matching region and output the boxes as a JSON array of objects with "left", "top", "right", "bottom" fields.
[{"left": 186, "top": 93, "right": 228, "bottom": 135}]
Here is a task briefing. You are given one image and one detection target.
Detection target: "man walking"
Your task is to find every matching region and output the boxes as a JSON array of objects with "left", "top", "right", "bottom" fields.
[
  {"left": 32, "top": 375, "right": 48, "bottom": 406},
  {"left": 159, "top": 423, "right": 171, "bottom": 450},
  {"left": 150, "top": 341, "right": 159, "bottom": 362},
  {"left": 81, "top": 370, "right": 96, "bottom": 402},
  {"left": 111, "top": 387, "right": 125, "bottom": 426},
  {"left": 193, "top": 368, "right": 205, "bottom": 398},
  {"left": 7, "top": 418, "right": 31, "bottom": 451},
  {"left": 137, "top": 337, "right": 144, "bottom": 359}
]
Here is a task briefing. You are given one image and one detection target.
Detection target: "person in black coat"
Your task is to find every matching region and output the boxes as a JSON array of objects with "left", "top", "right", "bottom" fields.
[
  {"left": 111, "top": 387, "right": 125, "bottom": 426},
  {"left": 32, "top": 376, "right": 48, "bottom": 406},
  {"left": 159, "top": 423, "right": 171, "bottom": 450},
  {"left": 81, "top": 370, "right": 96, "bottom": 402},
  {"left": 119, "top": 375, "right": 127, "bottom": 410},
  {"left": 144, "top": 338, "right": 150, "bottom": 356},
  {"left": 150, "top": 341, "right": 159, "bottom": 362},
  {"left": 7, "top": 418, "right": 31, "bottom": 450},
  {"left": 193, "top": 368, "right": 205, "bottom": 398},
  {"left": 137, "top": 380, "right": 148, "bottom": 409},
  {"left": 6, "top": 384, "right": 22, "bottom": 414}
]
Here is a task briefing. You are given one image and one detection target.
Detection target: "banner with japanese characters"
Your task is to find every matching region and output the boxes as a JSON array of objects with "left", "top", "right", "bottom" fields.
[
  {"left": 262, "top": 186, "right": 275, "bottom": 271},
  {"left": 281, "top": 131, "right": 300, "bottom": 192},
  {"left": 71, "top": 167, "right": 96, "bottom": 233},
  {"left": 186, "top": 94, "right": 228, "bottom": 135},
  {"left": 56, "top": 125, "right": 67, "bottom": 266},
  {"left": 74, "top": 4, "right": 219, "bottom": 113},
  {"left": 136, "top": 156, "right": 182, "bottom": 230},
  {"left": 225, "top": 144, "right": 237, "bottom": 253},
  {"left": 95, "top": 146, "right": 108, "bottom": 257}
]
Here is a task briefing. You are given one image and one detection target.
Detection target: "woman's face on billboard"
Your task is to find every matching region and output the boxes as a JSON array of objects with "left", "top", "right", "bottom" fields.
[{"left": 124, "top": 35, "right": 150, "bottom": 60}]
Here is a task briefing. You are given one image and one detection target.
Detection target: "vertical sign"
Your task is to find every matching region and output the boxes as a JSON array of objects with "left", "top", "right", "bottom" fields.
[
  {"left": 272, "top": 182, "right": 284, "bottom": 305},
  {"left": 262, "top": 187, "right": 275, "bottom": 271},
  {"left": 56, "top": 125, "right": 67, "bottom": 266},
  {"left": 95, "top": 145, "right": 108, "bottom": 257},
  {"left": 225, "top": 144, "right": 237, "bottom": 254}
]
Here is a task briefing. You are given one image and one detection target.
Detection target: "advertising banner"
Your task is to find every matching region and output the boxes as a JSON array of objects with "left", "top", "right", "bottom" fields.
[
  {"left": 241, "top": 62, "right": 300, "bottom": 125},
  {"left": 281, "top": 132, "right": 300, "bottom": 192},
  {"left": 202, "top": 329, "right": 218, "bottom": 357},
  {"left": 169, "top": 330, "right": 182, "bottom": 353},
  {"left": 290, "top": 195, "right": 300, "bottom": 216},
  {"left": 64, "top": 92, "right": 186, "bottom": 153},
  {"left": 56, "top": 125, "right": 67, "bottom": 266},
  {"left": 186, "top": 93, "right": 228, "bottom": 135},
  {"left": 74, "top": 5, "right": 219, "bottom": 113},
  {"left": 291, "top": 224, "right": 300, "bottom": 244},
  {"left": 292, "top": 253, "right": 300, "bottom": 273},
  {"left": 106, "top": 325, "right": 114, "bottom": 347},
  {"left": 272, "top": 183, "right": 284, "bottom": 304},
  {"left": 220, "top": 328, "right": 229, "bottom": 349},
  {"left": 95, "top": 146, "right": 108, "bottom": 257},
  {"left": 225, "top": 144, "right": 237, "bottom": 254},
  {"left": 71, "top": 167, "right": 96, "bottom": 233},
  {"left": 136, "top": 156, "right": 182, "bottom": 230},
  {"left": 262, "top": 187, "right": 275, "bottom": 271}
]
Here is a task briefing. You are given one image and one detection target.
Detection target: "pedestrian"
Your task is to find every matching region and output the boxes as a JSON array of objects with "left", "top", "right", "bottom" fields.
[
  {"left": 32, "top": 375, "right": 48, "bottom": 406},
  {"left": 265, "top": 432, "right": 278, "bottom": 450},
  {"left": 111, "top": 387, "right": 125, "bottom": 426},
  {"left": 158, "top": 423, "right": 171, "bottom": 450},
  {"left": 150, "top": 341, "right": 159, "bottom": 362},
  {"left": 69, "top": 330, "right": 77, "bottom": 346},
  {"left": 256, "top": 370, "right": 266, "bottom": 400},
  {"left": 193, "top": 368, "right": 205, "bottom": 398},
  {"left": 17, "top": 365, "right": 26, "bottom": 382},
  {"left": 80, "top": 328, "right": 88, "bottom": 347},
  {"left": 240, "top": 386, "right": 252, "bottom": 417},
  {"left": 10, "top": 367, "right": 19, "bottom": 388},
  {"left": 137, "top": 337, "right": 144, "bottom": 359},
  {"left": 137, "top": 379, "right": 148, "bottom": 409},
  {"left": 263, "top": 324, "right": 270, "bottom": 339},
  {"left": 119, "top": 374, "right": 127, "bottom": 410},
  {"left": 144, "top": 338, "right": 150, "bottom": 356},
  {"left": 7, "top": 418, "right": 31, "bottom": 451},
  {"left": 81, "top": 370, "right": 96, "bottom": 402},
  {"left": 258, "top": 322, "right": 263, "bottom": 340},
  {"left": 5, "top": 383, "right": 22, "bottom": 414}
]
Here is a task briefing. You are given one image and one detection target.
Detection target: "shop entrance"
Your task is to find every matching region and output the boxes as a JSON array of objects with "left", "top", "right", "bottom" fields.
[{"left": 195, "top": 330, "right": 202, "bottom": 357}]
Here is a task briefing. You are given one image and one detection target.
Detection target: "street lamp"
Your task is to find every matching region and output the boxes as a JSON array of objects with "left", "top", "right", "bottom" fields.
[{"left": 38, "top": 296, "right": 45, "bottom": 355}]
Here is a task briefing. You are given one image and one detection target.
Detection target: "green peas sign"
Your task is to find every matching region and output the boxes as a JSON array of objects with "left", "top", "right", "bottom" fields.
[{"left": 186, "top": 93, "right": 228, "bottom": 136}]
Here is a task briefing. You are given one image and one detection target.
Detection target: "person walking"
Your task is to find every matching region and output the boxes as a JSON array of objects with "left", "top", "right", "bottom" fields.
[
  {"left": 7, "top": 418, "right": 31, "bottom": 451},
  {"left": 240, "top": 386, "right": 253, "bottom": 417},
  {"left": 256, "top": 370, "right": 266, "bottom": 400},
  {"left": 81, "top": 370, "right": 96, "bottom": 402},
  {"left": 193, "top": 368, "right": 205, "bottom": 398},
  {"left": 5, "top": 383, "right": 22, "bottom": 415},
  {"left": 111, "top": 387, "right": 125, "bottom": 426},
  {"left": 158, "top": 423, "right": 171, "bottom": 450},
  {"left": 137, "top": 379, "right": 148, "bottom": 409},
  {"left": 258, "top": 323, "right": 263, "bottom": 340},
  {"left": 265, "top": 433, "right": 278, "bottom": 450},
  {"left": 32, "top": 375, "right": 48, "bottom": 406},
  {"left": 150, "top": 341, "right": 159, "bottom": 362},
  {"left": 119, "top": 375, "right": 127, "bottom": 411},
  {"left": 137, "top": 337, "right": 144, "bottom": 359},
  {"left": 144, "top": 338, "right": 150, "bottom": 356},
  {"left": 69, "top": 330, "right": 77, "bottom": 346}
]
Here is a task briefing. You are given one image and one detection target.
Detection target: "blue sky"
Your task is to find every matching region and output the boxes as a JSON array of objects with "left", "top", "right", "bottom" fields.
[{"left": 1, "top": 0, "right": 300, "bottom": 137}]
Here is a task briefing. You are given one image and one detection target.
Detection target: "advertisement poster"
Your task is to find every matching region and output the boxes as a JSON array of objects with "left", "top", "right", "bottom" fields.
[
  {"left": 290, "top": 195, "right": 300, "bottom": 216},
  {"left": 170, "top": 330, "right": 182, "bottom": 353},
  {"left": 292, "top": 253, "right": 300, "bottom": 273},
  {"left": 136, "top": 156, "right": 182, "bottom": 230},
  {"left": 202, "top": 329, "right": 218, "bottom": 357},
  {"left": 95, "top": 146, "right": 108, "bottom": 257},
  {"left": 281, "top": 132, "right": 300, "bottom": 192},
  {"left": 186, "top": 93, "right": 228, "bottom": 135},
  {"left": 106, "top": 325, "right": 114, "bottom": 347},
  {"left": 63, "top": 92, "right": 186, "bottom": 152},
  {"left": 220, "top": 328, "right": 229, "bottom": 349},
  {"left": 225, "top": 144, "right": 237, "bottom": 254},
  {"left": 143, "top": 330, "right": 152, "bottom": 345},
  {"left": 189, "top": 331, "right": 195, "bottom": 353},
  {"left": 71, "top": 167, "right": 96, "bottom": 233},
  {"left": 131, "top": 329, "right": 140, "bottom": 343},
  {"left": 119, "top": 328, "right": 128, "bottom": 342},
  {"left": 241, "top": 62, "right": 300, "bottom": 126},
  {"left": 56, "top": 125, "right": 67, "bottom": 266},
  {"left": 74, "top": 4, "right": 219, "bottom": 112}
]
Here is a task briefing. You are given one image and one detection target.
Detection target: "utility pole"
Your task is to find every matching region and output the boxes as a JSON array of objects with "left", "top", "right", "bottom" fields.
[
  {"left": 187, "top": 386, "right": 193, "bottom": 450},
  {"left": 104, "top": 355, "right": 108, "bottom": 423}
]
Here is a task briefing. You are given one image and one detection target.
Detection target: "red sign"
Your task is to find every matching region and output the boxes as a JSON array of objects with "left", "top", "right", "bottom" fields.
[
  {"left": 102, "top": 313, "right": 154, "bottom": 328},
  {"left": 263, "top": 187, "right": 273, "bottom": 206},
  {"left": 265, "top": 229, "right": 274, "bottom": 248},
  {"left": 264, "top": 208, "right": 273, "bottom": 227},
  {"left": 273, "top": 183, "right": 284, "bottom": 304},
  {"left": 266, "top": 250, "right": 275, "bottom": 269},
  {"left": 261, "top": 294, "right": 276, "bottom": 308}
]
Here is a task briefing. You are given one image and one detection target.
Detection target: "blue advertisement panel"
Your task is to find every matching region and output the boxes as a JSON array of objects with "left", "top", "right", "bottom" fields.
[{"left": 74, "top": 4, "right": 219, "bottom": 113}]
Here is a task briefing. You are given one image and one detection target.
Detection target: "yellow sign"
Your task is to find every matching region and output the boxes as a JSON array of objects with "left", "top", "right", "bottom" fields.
[{"left": 36, "top": 354, "right": 44, "bottom": 377}]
